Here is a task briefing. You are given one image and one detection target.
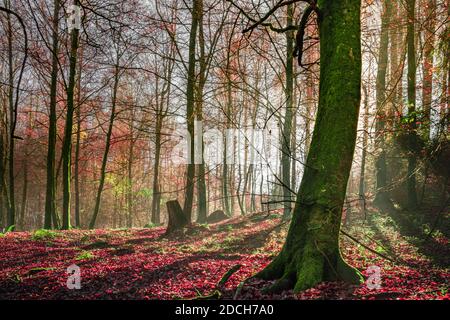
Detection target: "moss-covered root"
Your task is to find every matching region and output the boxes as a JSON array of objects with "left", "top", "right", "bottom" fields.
[
  {"left": 256, "top": 250, "right": 363, "bottom": 294},
  {"left": 255, "top": 254, "right": 285, "bottom": 280}
]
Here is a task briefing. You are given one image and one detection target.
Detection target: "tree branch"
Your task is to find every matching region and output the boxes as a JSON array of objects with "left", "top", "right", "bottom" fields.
[
  {"left": 0, "top": 6, "right": 28, "bottom": 133},
  {"left": 293, "top": 4, "right": 319, "bottom": 68}
]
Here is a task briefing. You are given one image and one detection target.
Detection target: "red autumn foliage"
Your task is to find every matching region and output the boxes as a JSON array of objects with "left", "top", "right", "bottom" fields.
[{"left": 0, "top": 210, "right": 448, "bottom": 300}]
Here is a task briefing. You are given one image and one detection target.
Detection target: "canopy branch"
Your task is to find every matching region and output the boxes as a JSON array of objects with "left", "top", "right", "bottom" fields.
[{"left": 293, "top": 4, "right": 319, "bottom": 68}]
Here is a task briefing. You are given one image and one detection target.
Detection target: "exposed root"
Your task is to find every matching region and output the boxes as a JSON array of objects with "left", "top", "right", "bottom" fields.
[{"left": 255, "top": 248, "right": 363, "bottom": 294}]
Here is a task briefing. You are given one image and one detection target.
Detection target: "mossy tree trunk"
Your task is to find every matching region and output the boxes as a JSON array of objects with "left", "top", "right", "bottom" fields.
[{"left": 256, "top": 0, "right": 363, "bottom": 292}]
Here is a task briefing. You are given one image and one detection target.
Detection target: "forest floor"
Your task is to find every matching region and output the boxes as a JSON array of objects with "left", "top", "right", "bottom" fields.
[{"left": 0, "top": 206, "right": 449, "bottom": 300}]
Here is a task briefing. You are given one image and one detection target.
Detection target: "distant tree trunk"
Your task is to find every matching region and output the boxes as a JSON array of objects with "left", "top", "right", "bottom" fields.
[
  {"left": 256, "top": 0, "right": 363, "bottom": 292},
  {"left": 281, "top": 3, "right": 295, "bottom": 219},
  {"left": 406, "top": 0, "right": 418, "bottom": 209},
  {"left": 151, "top": 112, "right": 162, "bottom": 225},
  {"left": 223, "top": 133, "right": 230, "bottom": 216},
  {"left": 89, "top": 63, "right": 120, "bottom": 229},
  {"left": 222, "top": 19, "right": 239, "bottom": 217},
  {"left": 388, "top": 0, "right": 402, "bottom": 132},
  {"left": 6, "top": 0, "right": 15, "bottom": 229},
  {"left": 127, "top": 111, "right": 135, "bottom": 228},
  {"left": 291, "top": 80, "right": 298, "bottom": 191},
  {"left": 196, "top": 0, "right": 207, "bottom": 223},
  {"left": 374, "top": 0, "right": 391, "bottom": 207},
  {"left": 44, "top": 0, "right": 60, "bottom": 229},
  {"left": 20, "top": 115, "right": 30, "bottom": 229},
  {"left": 359, "top": 85, "right": 369, "bottom": 215},
  {"left": 74, "top": 43, "right": 83, "bottom": 228},
  {"left": 0, "top": 129, "right": 5, "bottom": 228},
  {"left": 421, "top": 0, "right": 436, "bottom": 139},
  {"left": 61, "top": 0, "right": 80, "bottom": 230},
  {"left": 183, "top": 0, "right": 200, "bottom": 222},
  {"left": 74, "top": 62, "right": 82, "bottom": 228},
  {"left": 440, "top": 2, "right": 449, "bottom": 133}
]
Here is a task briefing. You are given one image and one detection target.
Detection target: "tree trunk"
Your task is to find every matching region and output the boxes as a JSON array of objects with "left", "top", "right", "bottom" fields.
[
  {"left": 183, "top": 0, "right": 200, "bottom": 222},
  {"left": 374, "top": 0, "right": 391, "bottom": 207},
  {"left": 44, "top": 0, "right": 60, "bottom": 229},
  {"left": 151, "top": 114, "right": 162, "bottom": 225},
  {"left": 61, "top": 0, "right": 80, "bottom": 230},
  {"left": 74, "top": 43, "right": 83, "bottom": 228},
  {"left": 421, "top": 0, "right": 436, "bottom": 139},
  {"left": 20, "top": 133, "right": 29, "bottom": 230},
  {"left": 0, "top": 129, "right": 4, "bottom": 228},
  {"left": 126, "top": 112, "right": 134, "bottom": 228},
  {"left": 256, "top": 0, "right": 363, "bottom": 292},
  {"left": 165, "top": 200, "right": 188, "bottom": 235},
  {"left": 196, "top": 0, "right": 207, "bottom": 223},
  {"left": 359, "top": 85, "right": 369, "bottom": 215},
  {"left": 406, "top": 0, "right": 418, "bottom": 209},
  {"left": 281, "top": 3, "right": 295, "bottom": 219},
  {"left": 89, "top": 63, "right": 120, "bottom": 229},
  {"left": 6, "top": 0, "right": 15, "bottom": 229}
]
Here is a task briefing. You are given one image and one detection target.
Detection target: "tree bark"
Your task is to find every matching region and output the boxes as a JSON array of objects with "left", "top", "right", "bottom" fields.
[
  {"left": 359, "top": 85, "right": 369, "bottom": 215},
  {"left": 61, "top": 0, "right": 80, "bottom": 229},
  {"left": 6, "top": 0, "right": 15, "bottom": 229},
  {"left": 421, "top": 0, "right": 436, "bottom": 139},
  {"left": 374, "top": 0, "right": 391, "bottom": 207},
  {"left": 406, "top": 0, "right": 418, "bottom": 209},
  {"left": 183, "top": 0, "right": 200, "bottom": 222},
  {"left": 256, "top": 0, "right": 363, "bottom": 292},
  {"left": 281, "top": 3, "right": 295, "bottom": 219},
  {"left": 151, "top": 113, "right": 162, "bottom": 225},
  {"left": 165, "top": 200, "right": 188, "bottom": 235},
  {"left": 196, "top": 0, "right": 207, "bottom": 223},
  {"left": 89, "top": 63, "right": 120, "bottom": 229},
  {"left": 74, "top": 51, "right": 82, "bottom": 228},
  {"left": 44, "top": 0, "right": 60, "bottom": 229}
]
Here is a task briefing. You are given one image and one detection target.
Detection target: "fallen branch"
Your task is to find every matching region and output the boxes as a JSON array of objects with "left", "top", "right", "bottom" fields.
[
  {"left": 340, "top": 229, "right": 398, "bottom": 264},
  {"left": 188, "top": 264, "right": 242, "bottom": 300},
  {"left": 218, "top": 264, "right": 242, "bottom": 288}
]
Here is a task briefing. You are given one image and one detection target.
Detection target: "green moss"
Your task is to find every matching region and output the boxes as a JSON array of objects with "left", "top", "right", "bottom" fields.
[
  {"left": 75, "top": 251, "right": 95, "bottom": 261},
  {"left": 32, "top": 229, "right": 58, "bottom": 241},
  {"left": 143, "top": 222, "right": 161, "bottom": 228}
]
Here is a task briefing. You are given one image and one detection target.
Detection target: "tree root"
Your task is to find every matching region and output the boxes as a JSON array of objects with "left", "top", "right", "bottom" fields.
[{"left": 255, "top": 248, "right": 363, "bottom": 294}]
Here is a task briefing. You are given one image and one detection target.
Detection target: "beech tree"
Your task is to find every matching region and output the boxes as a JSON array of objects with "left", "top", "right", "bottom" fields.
[{"left": 238, "top": 0, "right": 363, "bottom": 292}]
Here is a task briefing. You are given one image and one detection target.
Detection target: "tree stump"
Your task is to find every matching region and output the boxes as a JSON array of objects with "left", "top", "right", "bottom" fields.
[
  {"left": 165, "top": 200, "right": 188, "bottom": 235},
  {"left": 207, "top": 210, "right": 228, "bottom": 224}
]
